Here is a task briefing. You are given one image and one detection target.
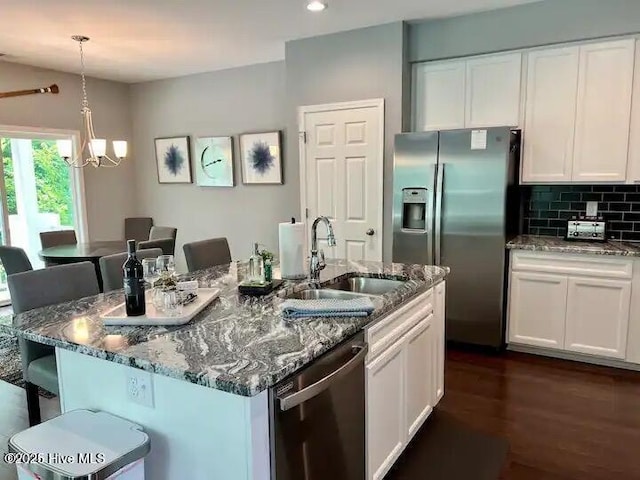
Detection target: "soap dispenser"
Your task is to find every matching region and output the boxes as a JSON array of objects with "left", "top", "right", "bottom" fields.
[{"left": 247, "top": 243, "right": 265, "bottom": 284}]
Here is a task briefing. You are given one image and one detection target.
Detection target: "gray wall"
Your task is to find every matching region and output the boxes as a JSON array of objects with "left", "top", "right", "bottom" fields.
[
  {"left": 285, "top": 22, "right": 406, "bottom": 262},
  {"left": 130, "top": 61, "right": 296, "bottom": 270},
  {"left": 0, "top": 62, "right": 135, "bottom": 241},
  {"left": 410, "top": 0, "right": 640, "bottom": 62}
]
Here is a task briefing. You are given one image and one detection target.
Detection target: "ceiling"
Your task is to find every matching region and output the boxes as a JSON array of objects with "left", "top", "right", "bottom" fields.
[{"left": 0, "top": 0, "right": 539, "bottom": 83}]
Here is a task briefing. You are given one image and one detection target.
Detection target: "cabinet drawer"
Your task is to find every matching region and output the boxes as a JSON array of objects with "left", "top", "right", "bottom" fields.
[
  {"left": 512, "top": 252, "right": 633, "bottom": 279},
  {"left": 366, "top": 289, "right": 433, "bottom": 362}
]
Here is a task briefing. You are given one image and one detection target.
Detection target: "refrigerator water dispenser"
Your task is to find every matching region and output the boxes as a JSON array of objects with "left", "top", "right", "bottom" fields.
[{"left": 402, "top": 188, "right": 427, "bottom": 231}]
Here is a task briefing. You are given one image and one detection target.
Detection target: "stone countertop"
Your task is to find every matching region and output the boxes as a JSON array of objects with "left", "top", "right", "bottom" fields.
[
  {"left": 2, "top": 260, "right": 448, "bottom": 397},
  {"left": 506, "top": 235, "right": 640, "bottom": 256}
]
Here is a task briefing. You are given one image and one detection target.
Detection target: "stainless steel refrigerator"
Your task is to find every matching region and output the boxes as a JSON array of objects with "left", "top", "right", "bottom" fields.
[{"left": 392, "top": 127, "right": 521, "bottom": 348}]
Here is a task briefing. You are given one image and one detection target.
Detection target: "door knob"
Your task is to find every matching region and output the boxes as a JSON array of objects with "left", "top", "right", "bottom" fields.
[{"left": 366, "top": 228, "right": 375, "bottom": 236}]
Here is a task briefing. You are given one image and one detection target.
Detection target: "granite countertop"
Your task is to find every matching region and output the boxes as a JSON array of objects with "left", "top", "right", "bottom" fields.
[
  {"left": 506, "top": 235, "right": 640, "bottom": 256},
  {"left": 2, "top": 260, "right": 448, "bottom": 397}
]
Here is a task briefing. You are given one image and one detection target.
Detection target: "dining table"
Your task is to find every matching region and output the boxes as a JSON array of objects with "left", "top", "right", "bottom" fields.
[{"left": 38, "top": 240, "right": 128, "bottom": 292}]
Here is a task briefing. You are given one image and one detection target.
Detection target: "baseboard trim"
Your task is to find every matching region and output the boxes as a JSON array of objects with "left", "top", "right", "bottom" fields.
[{"left": 507, "top": 343, "right": 640, "bottom": 372}]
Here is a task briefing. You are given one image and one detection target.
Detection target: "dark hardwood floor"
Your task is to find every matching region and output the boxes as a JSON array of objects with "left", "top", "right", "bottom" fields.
[{"left": 440, "top": 348, "right": 640, "bottom": 480}]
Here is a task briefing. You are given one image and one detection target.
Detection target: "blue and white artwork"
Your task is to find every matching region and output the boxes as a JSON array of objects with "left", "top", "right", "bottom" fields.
[
  {"left": 155, "top": 136, "right": 192, "bottom": 184},
  {"left": 240, "top": 131, "right": 283, "bottom": 185}
]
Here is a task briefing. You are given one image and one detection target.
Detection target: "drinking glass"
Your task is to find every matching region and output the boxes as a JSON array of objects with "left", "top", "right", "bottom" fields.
[
  {"left": 141, "top": 258, "right": 158, "bottom": 288},
  {"left": 156, "top": 255, "right": 176, "bottom": 277},
  {"left": 159, "top": 290, "right": 183, "bottom": 317}
]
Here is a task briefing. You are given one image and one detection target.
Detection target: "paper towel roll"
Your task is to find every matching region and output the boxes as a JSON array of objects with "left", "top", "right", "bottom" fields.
[{"left": 279, "top": 221, "right": 306, "bottom": 279}]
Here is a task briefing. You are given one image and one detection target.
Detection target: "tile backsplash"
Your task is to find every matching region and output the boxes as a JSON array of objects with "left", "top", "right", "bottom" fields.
[{"left": 522, "top": 185, "right": 640, "bottom": 242}]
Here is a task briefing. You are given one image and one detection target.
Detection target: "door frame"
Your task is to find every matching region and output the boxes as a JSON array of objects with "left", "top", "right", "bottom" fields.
[
  {"left": 0, "top": 124, "right": 89, "bottom": 243},
  {"left": 297, "top": 98, "right": 385, "bottom": 259}
]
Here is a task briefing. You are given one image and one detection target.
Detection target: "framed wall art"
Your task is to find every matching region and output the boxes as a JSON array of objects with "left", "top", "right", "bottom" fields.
[
  {"left": 240, "top": 131, "right": 283, "bottom": 185},
  {"left": 195, "top": 136, "right": 235, "bottom": 187},
  {"left": 155, "top": 136, "right": 192, "bottom": 184}
]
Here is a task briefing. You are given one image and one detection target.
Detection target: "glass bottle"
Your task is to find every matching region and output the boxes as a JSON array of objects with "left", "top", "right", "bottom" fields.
[{"left": 247, "top": 243, "right": 265, "bottom": 284}]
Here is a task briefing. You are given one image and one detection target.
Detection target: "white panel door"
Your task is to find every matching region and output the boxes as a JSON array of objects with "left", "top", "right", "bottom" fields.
[
  {"left": 465, "top": 52, "right": 522, "bottom": 128},
  {"left": 522, "top": 46, "right": 579, "bottom": 183},
  {"left": 404, "top": 315, "right": 434, "bottom": 442},
  {"left": 573, "top": 39, "right": 635, "bottom": 182},
  {"left": 565, "top": 277, "right": 631, "bottom": 359},
  {"left": 413, "top": 61, "right": 466, "bottom": 131},
  {"left": 508, "top": 271, "right": 568, "bottom": 349},
  {"left": 302, "top": 101, "right": 383, "bottom": 261},
  {"left": 366, "top": 340, "right": 405, "bottom": 480},
  {"left": 434, "top": 282, "right": 445, "bottom": 403},
  {"left": 626, "top": 40, "right": 640, "bottom": 183}
]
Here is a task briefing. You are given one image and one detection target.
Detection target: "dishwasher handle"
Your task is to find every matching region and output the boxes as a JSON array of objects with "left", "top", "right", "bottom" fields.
[{"left": 278, "top": 342, "right": 368, "bottom": 411}]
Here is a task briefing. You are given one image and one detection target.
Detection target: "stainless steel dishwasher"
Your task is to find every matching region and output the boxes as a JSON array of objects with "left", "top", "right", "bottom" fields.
[{"left": 270, "top": 332, "right": 367, "bottom": 480}]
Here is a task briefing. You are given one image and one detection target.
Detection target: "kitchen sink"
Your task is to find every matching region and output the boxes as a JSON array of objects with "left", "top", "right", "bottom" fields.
[
  {"left": 285, "top": 289, "right": 370, "bottom": 301},
  {"left": 325, "top": 276, "right": 406, "bottom": 295}
]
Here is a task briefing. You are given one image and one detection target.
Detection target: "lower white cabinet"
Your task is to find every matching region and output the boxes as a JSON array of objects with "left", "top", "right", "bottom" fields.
[
  {"left": 508, "top": 252, "right": 633, "bottom": 361},
  {"left": 366, "top": 340, "right": 405, "bottom": 480},
  {"left": 434, "top": 282, "right": 445, "bottom": 402},
  {"left": 405, "top": 316, "right": 435, "bottom": 441},
  {"left": 508, "top": 271, "right": 567, "bottom": 349},
  {"left": 365, "top": 284, "right": 445, "bottom": 480},
  {"left": 565, "top": 277, "right": 631, "bottom": 359}
]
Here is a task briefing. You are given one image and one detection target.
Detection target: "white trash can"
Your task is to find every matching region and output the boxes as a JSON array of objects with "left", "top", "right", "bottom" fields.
[{"left": 8, "top": 410, "right": 150, "bottom": 480}]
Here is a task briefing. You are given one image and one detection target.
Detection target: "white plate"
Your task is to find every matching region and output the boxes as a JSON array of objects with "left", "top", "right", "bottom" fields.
[{"left": 100, "top": 288, "right": 220, "bottom": 326}]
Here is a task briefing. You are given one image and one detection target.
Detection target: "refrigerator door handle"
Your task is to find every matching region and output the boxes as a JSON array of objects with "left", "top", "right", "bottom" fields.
[{"left": 434, "top": 163, "right": 444, "bottom": 266}]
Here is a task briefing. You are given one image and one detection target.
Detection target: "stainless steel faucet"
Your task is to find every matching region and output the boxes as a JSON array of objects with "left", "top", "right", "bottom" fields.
[{"left": 310, "top": 216, "right": 336, "bottom": 283}]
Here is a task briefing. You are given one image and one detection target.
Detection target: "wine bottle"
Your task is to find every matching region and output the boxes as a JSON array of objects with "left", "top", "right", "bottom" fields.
[{"left": 123, "top": 240, "right": 145, "bottom": 316}]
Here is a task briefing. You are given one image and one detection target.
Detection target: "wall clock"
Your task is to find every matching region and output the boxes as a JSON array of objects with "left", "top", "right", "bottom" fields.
[{"left": 195, "top": 136, "right": 235, "bottom": 187}]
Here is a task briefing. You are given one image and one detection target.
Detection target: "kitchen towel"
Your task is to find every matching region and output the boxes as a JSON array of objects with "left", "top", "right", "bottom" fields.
[
  {"left": 280, "top": 297, "right": 375, "bottom": 319},
  {"left": 279, "top": 221, "right": 306, "bottom": 279}
]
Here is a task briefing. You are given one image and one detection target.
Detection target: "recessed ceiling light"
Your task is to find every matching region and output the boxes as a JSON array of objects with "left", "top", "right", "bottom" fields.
[{"left": 307, "top": 0, "right": 328, "bottom": 12}]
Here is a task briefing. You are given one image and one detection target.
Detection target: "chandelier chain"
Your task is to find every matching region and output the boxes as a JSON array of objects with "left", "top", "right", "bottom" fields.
[{"left": 78, "top": 40, "right": 89, "bottom": 112}]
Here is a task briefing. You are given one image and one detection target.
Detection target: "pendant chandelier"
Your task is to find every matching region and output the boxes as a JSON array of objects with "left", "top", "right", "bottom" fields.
[{"left": 56, "top": 35, "right": 127, "bottom": 168}]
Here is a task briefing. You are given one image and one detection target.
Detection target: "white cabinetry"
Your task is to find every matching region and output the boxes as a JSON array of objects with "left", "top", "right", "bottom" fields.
[
  {"left": 508, "top": 252, "right": 632, "bottom": 361},
  {"left": 572, "top": 40, "right": 635, "bottom": 182},
  {"left": 414, "top": 61, "right": 466, "bottom": 131},
  {"left": 626, "top": 40, "right": 640, "bottom": 183},
  {"left": 465, "top": 53, "right": 522, "bottom": 128},
  {"left": 522, "top": 39, "right": 635, "bottom": 183},
  {"left": 413, "top": 53, "right": 521, "bottom": 131},
  {"left": 365, "top": 285, "right": 444, "bottom": 480},
  {"left": 508, "top": 271, "right": 567, "bottom": 349},
  {"left": 405, "top": 316, "right": 434, "bottom": 441},
  {"left": 366, "top": 341, "right": 405, "bottom": 480},
  {"left": 522, "top": 47, "right": 579, "bottom": 182},
  {"left": 434, "top": 282, "right": 445, "bottom": 402},
  {"left": 565, "top": 277, "right": 631, "bottom": 359}
]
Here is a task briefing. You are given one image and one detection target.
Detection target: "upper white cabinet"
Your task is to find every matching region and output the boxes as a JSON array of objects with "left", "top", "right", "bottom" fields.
[
  {"left": 522, "top": 38, "right": 636, "bottom": 183},
  {"left": 522, "top": 47, "right": 579, "bottom": 183},
  {"left": 465, "top": 53, "right": 522, "bottom": 128},
  {"left": 414, "top": 61, "right": 466, "bottom": 131},
  {"left": 572, "top": 40, "right": 635, "bottom": 182},
  {"left": 626, "top": 40, "right": 640, "bottom": 183},
  {"left": 413, "top": 53, "right": 522, "bottom": 131}
]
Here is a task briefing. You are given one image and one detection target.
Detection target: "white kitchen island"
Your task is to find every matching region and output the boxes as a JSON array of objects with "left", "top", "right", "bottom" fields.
[{"left": 8, "top": 260, "right": 447, "bottom": 479}]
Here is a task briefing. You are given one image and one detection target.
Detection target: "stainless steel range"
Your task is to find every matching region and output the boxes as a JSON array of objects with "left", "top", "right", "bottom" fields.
[{"left": 392, "top": 127, "right": 521, "bottom": 348}]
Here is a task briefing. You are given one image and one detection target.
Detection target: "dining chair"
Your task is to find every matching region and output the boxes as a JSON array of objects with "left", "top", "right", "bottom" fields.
[
  {"left": 8, "top": 261, "right": 100, "bottom": 426},
  {"left": 0, "top": 245, "right": 33, "bottom": 276},
  {"left": 39, "top": 230, "right": 77, "bottom": 249},
  {"left": 149, "top": 226, "right": 177, "bottom": 242},
  {"left": 39, "top": 230, "right": 78, "bottom": 267},
  {"left": 124, "top": 217, "right": 153, "bottom": 242},
  {"left": 138, "top": 238, "right": 175, "bottom": 256},
  {"left": 99, "top": 247, "right": 163, "bottom": 292},
  {"left": 183, "top": 238, "right": 231, "bottom": 272}
]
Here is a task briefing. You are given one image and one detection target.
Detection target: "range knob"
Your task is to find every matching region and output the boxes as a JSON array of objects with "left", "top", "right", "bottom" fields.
[
  {"left": 573, "top": 232, "right": 580, "bottom": 237},
  {"left": 592, "top": 232, "right": 598, "bottom": 237}
]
